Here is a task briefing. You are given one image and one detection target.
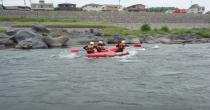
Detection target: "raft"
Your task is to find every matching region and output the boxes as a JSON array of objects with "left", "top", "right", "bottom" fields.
[{"left": 86, "top": 48, "right": 129, "bottom": 57}]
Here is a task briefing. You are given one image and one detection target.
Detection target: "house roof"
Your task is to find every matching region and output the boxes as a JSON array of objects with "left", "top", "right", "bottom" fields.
[
  {"left": 58, "top": 3, "right": 76, "bottom": 5},
  {"left": 82, "top": 3, "right": 102, "bottom": 8},
  {"left": 189, "top": 4, "right": 204, "bottom": 9},
  {"left": 5, "top": 6, "right": 31, "bottom": 10},
  {"left": 127, "top": 4, "right": 145, "bottom": 7},
  {"left": 31, "top": 3, "right": 53, "bottom": 5}
]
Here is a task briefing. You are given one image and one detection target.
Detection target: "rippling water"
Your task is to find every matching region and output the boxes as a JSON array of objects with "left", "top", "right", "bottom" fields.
[{"left": 0, "top": 44, "right": 210, "bottom": 110}]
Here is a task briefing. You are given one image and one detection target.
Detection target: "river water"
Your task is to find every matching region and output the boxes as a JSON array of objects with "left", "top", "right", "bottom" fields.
[{"left": 0, "top": 44, "right": 210, "bottom": 110}]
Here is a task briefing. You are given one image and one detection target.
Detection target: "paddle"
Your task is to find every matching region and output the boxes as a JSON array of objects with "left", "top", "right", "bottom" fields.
[{"left": 71, "top": 49, "right": 80, "bottom": 53}]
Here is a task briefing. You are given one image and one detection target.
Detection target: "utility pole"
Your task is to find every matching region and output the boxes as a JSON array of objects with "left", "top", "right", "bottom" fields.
[
  {"left": 23, "top": 0, "right": 27, "bottom": 7},
  {"left": 29, "top": 0, "right": 32, "bottom": 6}
]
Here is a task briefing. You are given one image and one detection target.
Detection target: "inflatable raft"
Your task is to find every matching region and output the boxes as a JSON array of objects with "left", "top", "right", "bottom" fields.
[{"left": 86, "top": 48, "right": 129, "bottom": 57}]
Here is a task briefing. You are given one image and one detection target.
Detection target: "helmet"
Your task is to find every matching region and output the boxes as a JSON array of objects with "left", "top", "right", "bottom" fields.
[
  {"left": 89, "top": 42, "right": 94, "bottom": 45},
  {"left": 98, "top": 41, "right": 103, "bottom": 44},
  {"left": 121, "top": 40, "right": 126, "bottom": 43}
]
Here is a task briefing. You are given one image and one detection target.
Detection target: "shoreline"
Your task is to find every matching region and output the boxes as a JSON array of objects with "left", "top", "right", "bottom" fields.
[{"left": 0, "top": 17, "right": 210, "bottom": 50}]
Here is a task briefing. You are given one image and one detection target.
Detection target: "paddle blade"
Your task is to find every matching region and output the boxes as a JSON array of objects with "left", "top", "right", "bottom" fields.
[{"left": 71, "top": 50, "right": 80, "bottom": 53}]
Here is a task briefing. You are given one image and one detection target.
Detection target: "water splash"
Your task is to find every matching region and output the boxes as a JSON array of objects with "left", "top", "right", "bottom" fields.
[
  {"left": 151, "top": 45, "right": 160, "bottom": 49},
  {"left": 59, "top": 50, "right": 81, "bottom": 59}
]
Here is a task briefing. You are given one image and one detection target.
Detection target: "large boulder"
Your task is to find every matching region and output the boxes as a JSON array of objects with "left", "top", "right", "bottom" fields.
[
  {"left": 49, "top": 29, "right": 71, "bottom": 38},
  {"left": 13, "top": 30, "right": 48, "bottom": 49},
  {"left": 143, "top": 36, "right": 159, "bottom": 44},
  {"left": 107, "top": 35, "right": 124, "bottom": 44},
  {"left": 0, "top": 45, "right": 5, "bottom": 49},
  {"left": 0, "top": 33, "right": 15, "bottom": 47},
  {"left": 158, "top": 37, "right": 171, "bottom": 44},
  {"left": 15, "top": 40, "right": 33, "bottom": 49},
  {"left": 42, "top": 36, "right": 69, "bottom": 47},
  {"left": 32, "top": 24, "right": 49, "bottom": 33}
]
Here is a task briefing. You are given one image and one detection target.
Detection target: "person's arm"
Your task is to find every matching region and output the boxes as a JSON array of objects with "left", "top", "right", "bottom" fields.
[{"left": 83, "top": 46, "right": 87, "bottom": 50}]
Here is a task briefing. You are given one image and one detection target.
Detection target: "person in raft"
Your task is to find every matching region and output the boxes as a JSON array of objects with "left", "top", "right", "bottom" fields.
[
  {"left": 116, "top": 40, "right": 128, "bottom": 52},
  {"left": 95, "top": 40, "right": 107, "bottom": 52},
  {"left": 83, "top": 41, "right": 96, "bottom": 54}
]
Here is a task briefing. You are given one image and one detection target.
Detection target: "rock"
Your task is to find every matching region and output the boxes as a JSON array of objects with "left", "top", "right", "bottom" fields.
[
  {"left": 126, "top": 37, "right": 140, "bottom": 44},
  {"left": 107, "top": 35, "right": 124, "bottom": 44},
  {"left": 13, "top": 30, "right": 48, "bottom": 49},
  {"left": 5, "top": 30, "right": 17, "bottom": 36},
  {"left": 0, "top": 33, "right": 16, "bottom": 47},
  {"left": 49, "top": 29, "right": 70, "bottom": 38},
  {"left": 0, "top": 45, "right": 5, "bottom": 49},
  {"left": 32, "top": 24, "right": 49, "bottom": 33},
  {"left": 15, "top": 40, "right": 33, "bottom": 49},
  {"left": 143, "top": 36, "right": 159, "bottom": 44},
  {"left": 42, "top": 36, "right": 69, "bottom": 47},
  {"left": 158, "top": 37, "right": 171, "bottom": 44}
]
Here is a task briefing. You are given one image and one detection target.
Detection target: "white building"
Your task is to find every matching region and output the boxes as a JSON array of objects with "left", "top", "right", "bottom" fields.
[
  {"left": 188, "top": 4, "right": 205, "bottom": 14},
  {"left": 31, "top": 0, "right": 54, "bottom": 10},
  {"left": 102, "top": 4, "right": 122, "bottom": 11},
  {"left": 82, "top": 3, "right": 103, "bottom": 11}
]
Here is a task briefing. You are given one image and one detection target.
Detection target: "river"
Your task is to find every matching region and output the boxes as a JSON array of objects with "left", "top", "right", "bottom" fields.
[{"left": 0, "top": 44, "right": 210, "bottom": 110}]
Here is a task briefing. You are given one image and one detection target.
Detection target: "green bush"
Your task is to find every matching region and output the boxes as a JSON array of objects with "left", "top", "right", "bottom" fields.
[
  {"left": 141, "top": 24, "right": 151, "bottom": 31},
  {"left": 160, "top": 26, "right": 169, "bottom": 32}
]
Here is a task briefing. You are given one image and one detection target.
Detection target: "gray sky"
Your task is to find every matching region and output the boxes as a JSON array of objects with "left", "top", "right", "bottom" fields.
[{"left": 2, "top": 0, "right": 210, "bottom": 12}]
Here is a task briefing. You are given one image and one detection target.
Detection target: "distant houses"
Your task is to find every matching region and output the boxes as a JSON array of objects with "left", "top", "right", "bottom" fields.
[
  {"left": 31, "top": 0, "right": 54, "bottom": 10},
  {"left": 102, "top": 4, "right": 122, "bottom": 11},
  {"left": 188, "top": 4, "right": 205, "bottom": 14},
  {"left": 124, "top": 4, "right": 146, "bottom": 12},
  {"left": 82, "top": 4, "right": 122, "bottom": 11},
  {"left": 0, "top": 2, "right": 208, "bottom": 14},
  {"left": 5, "top": 6, "right": 31, "bottom": 10},
  {"left": 55, "top": 3, "right": 82, "bottom": 11},
  {"left": 82, "top": 3, "right": 103, "bottom": 11}
]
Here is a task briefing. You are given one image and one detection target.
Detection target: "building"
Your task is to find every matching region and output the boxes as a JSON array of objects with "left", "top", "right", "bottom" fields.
[
  {"left": 165, "top": 10, "right": 175, "bottom": 14},
  {"left": 56, "top": 3, "right": 76, "bottom": 10},
  {"left": 102, "top": 4, "right": 122, "bottom": 11},
  {"left": 188, "top": 4, "right": 205, "bottom": 14},
  {"left": 31, "top": 0, "right": 54, "bottom": 10},
  {"left": 82, "top": 3, "right": 103, "bottom": 11},
  {"left": 5, "top": 6, "right": 31, "bottom": 10},
  {"left": 124, "top": 4, "right": 145, "bottom": 12},
  {"left": 174, "top": 9, "right": 188, "bottom": 13}
]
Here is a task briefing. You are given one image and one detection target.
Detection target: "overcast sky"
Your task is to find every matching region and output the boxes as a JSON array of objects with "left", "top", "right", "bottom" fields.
[{"left": 2, "top": 0, "right": 210, "bottom": 12}]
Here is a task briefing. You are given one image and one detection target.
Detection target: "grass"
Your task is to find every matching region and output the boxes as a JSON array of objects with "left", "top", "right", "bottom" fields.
[
  {"left": 103, "top": 26, "right": 210, "bottom": 38},
  {"left": 1, "top": 16, "right": 210, "bottom": 38},
  {"left": 13, "top": 23, "right": 116, "bottom": 28},
  {"left": 0, "top": 16, "right": 81, "bottom": 23},
  {"left": 0, "top": 28, "right": 7, "bottom": 33}
]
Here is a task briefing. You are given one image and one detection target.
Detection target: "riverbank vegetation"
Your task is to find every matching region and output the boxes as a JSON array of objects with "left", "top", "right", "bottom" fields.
[
  {"left": 103, "top": 24, "right": 210, "bottom": 38},
  {"left": 1, "top": 16, "right": 210, "bottom": 38},
  {"left": 0, "top": 28, "right": 7, "bottom": 33}
]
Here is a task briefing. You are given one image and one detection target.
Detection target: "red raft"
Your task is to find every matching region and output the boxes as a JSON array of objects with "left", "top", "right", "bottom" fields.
[{"left": 86, "top": 48, "right": 129, "bottom": 57}]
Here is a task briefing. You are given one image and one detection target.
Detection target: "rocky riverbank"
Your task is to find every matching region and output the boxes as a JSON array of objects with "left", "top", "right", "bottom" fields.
[{"left": 0, "top": 25, "right": 210, "bottom": 49}]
